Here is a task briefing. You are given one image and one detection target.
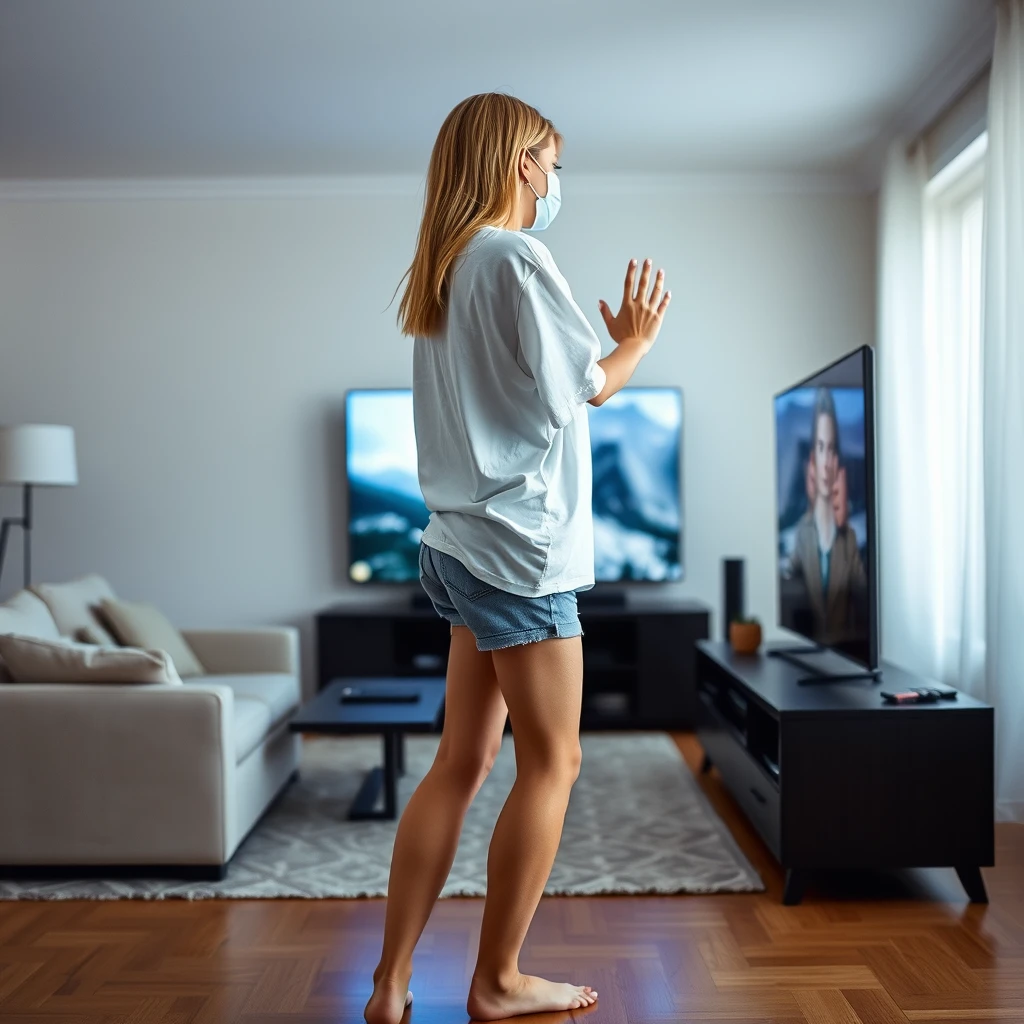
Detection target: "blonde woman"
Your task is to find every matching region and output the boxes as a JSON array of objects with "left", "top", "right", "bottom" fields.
[{"left": 365, "top": 93, "right": 671, "bottom": 1024}]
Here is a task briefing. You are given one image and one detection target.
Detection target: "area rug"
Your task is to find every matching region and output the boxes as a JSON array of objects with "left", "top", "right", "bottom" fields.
[{"left": 0, "top": 732, "right": 763, "bottom": 900}]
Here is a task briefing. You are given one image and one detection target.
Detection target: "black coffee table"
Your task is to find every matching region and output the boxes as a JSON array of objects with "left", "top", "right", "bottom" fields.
[{"left": 288, "top": 677, "right": 446, "bottom": 820}]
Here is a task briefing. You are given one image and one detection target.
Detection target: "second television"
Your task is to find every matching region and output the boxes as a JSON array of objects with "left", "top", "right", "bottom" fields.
[
  {"left": 346, "top": 386, "right": 684, "bottom": 587},
  {"left": 774, "top": 345, "right": 879, "bottom": 669}
]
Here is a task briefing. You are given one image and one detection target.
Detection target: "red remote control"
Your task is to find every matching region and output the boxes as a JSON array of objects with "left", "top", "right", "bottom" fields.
[
  {"left": 881, "top": 687, "right": 956, "bottom": 704},
  {"left": 881, "top": 690, "right": 934, "bottom": 704}
]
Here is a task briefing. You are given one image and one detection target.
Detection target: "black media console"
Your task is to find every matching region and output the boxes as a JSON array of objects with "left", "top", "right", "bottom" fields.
[
  {"left": 317, "top": 600, "right": 709, "bottom": 730},
  {"left": 695, "top": 641, "right": 994, "bottom": 904}
]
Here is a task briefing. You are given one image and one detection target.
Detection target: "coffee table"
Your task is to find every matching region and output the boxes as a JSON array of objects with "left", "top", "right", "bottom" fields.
[{"left": 288, "top": 677, "right": 446, "bottom": 821}]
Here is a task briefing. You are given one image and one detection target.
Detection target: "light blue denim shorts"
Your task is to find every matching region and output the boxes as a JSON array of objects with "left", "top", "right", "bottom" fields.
[{"left": 418, "top": 542, "right": 584, "bottom": 652}]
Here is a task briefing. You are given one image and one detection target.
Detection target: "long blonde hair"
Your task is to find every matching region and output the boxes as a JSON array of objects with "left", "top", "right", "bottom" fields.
[{"left": 397, "top": 93, "right": 561, "bottom": 338}]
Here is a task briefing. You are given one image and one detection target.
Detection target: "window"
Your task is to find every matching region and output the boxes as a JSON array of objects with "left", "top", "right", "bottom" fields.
[{"left": 920, "top": 132, "right": 987, "bottom": 689}]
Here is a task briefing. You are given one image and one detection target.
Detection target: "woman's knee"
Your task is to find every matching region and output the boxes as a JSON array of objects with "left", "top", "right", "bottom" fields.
[
  {"left": 516, "top": 739, "right": 582, "bottom": 784},
  {"left": 434, "top": 741, "right": 502, "bottom": 792}
]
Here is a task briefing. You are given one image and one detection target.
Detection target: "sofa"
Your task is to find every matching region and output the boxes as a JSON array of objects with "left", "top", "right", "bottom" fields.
[{"left": 0, "top": 576, "right": 302, "bottom": 879}]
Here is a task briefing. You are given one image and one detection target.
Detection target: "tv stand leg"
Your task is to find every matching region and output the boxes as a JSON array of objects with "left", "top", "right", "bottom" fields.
[
  {"left": 700, "top": 753, "right": 713, "bottom": 775},
  {"left": 782, "top": 869, "right": 805, "bottom": 906},
  {"left": 956, "top": 865, "right": 988, "bottom": 903}
]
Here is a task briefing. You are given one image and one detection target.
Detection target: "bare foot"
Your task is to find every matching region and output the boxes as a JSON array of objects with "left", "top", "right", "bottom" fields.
[
  {"left": 363, "top": 977, "right": 413, "bottom": 1024},
  {"left": 467, "top": 973, "right": 597, "bottom": 1021}
]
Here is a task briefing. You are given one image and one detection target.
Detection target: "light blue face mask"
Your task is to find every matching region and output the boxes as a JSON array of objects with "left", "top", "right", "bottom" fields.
[{"left": 523, "top": 154, "right": 561, "bottom": 232}]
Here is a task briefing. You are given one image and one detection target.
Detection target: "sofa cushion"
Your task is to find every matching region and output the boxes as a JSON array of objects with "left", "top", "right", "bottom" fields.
[
  {"left": 0, "top": 591, "right": 61, "bottom": 680},
  {"left": 31, "top": 575, "right": 118, "bottom": 645},
  {"left": 0, "top": 591, "right": 62, "bottom": 643},
  {"left": 0, "top": 634, "right": 182, "bottom": 685},
  {"left": 232, "top": 697, "right": 272, "bottom": 764},
  {"left": 192, "top": 673, "right": 300, "bottom": 731},
  {"left": 99, "top": 598, "right": 205, "bottom": 677}
]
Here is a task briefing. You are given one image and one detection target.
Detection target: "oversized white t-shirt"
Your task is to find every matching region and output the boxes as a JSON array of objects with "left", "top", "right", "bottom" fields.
[{"left": 413, "top": 226, "right": 607, "bottom": 597}]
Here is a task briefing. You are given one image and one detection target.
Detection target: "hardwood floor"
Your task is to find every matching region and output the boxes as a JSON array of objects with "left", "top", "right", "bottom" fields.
[{"left": 2, "top": 732, "right": 1022, "bottom": 1023}]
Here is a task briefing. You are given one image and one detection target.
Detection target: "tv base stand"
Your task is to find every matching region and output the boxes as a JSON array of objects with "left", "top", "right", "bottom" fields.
[
  {"left": 796, "top": 668, "right": 882, "bottom": 685},
  {"left": 696, "top": 641, "right": 994, "bottom": 904},
  {"left": 768, "top": 646, "right": 882, "bottom": 685}
]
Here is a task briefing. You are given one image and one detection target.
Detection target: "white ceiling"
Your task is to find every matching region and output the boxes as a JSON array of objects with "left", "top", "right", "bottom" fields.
[{"left": 0, "top": 0, "right": 996, "bottom": 180}]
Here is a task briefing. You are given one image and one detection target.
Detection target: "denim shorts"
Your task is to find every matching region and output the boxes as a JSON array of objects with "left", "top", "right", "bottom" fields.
[{"left": 418, "top": 542, "right": 584, "bottom": 652}]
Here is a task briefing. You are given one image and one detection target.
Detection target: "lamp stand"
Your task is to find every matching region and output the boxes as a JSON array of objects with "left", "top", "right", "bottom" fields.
[{"left": 0, "top": 484, "right": 33, "bottom": 589}]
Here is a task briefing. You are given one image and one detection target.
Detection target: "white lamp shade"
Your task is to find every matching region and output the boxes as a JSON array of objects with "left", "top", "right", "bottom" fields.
[{"left": 0, "top": 425, "right": 78, "bottom": 486}]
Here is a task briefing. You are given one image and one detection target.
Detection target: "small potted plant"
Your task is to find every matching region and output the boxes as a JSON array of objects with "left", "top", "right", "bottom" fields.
[{"left": 729, "top": 616, "right": 763, "bottom": 655}]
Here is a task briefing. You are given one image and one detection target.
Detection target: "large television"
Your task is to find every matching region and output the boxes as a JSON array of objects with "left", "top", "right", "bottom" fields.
[
  {"left": 346, "top": 386, "right": 683, "bottom": 586},
  {"left": 774, "top": 345, "right": 879, "bottom": 669}
]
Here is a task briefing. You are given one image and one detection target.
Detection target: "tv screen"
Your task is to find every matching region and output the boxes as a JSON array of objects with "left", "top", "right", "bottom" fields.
[
  {"left": 774, "top": 345, "right": 878, "bottom": 668},
  {"left": 346, "top": 387, "right": 683, "bottom": 585}
]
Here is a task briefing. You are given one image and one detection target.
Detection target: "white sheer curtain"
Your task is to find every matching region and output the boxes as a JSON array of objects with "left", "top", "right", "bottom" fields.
[
  {"left": 877, "top": 139, "right": 934, "bottom": 675},
  {"left": 877, "top": 134, "right": 986, "bottom": 693},
  {"left": 983, "top": 0, "right": 1024, "bottom": 821},
  {"left": 923, "top": 144, "right": 988, "bottom": 700}
]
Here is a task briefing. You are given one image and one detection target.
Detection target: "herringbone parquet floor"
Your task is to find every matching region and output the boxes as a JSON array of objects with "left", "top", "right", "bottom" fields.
[{"left": 2, "top": 733, "right": 1021, "bottom": 1024}]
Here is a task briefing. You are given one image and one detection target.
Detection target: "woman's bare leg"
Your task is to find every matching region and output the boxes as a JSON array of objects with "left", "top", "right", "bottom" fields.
[
  {"left": 364, "top": 626, "right": 508, "bottom": 1024},
  {"left": 466, "top": 635, "right": 598, "bottom": 1021}
]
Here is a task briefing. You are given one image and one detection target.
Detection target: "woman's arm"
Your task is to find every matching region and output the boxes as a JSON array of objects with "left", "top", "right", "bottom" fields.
[{"left": 589, "top": 337, "right": 651, "bottom": 406}]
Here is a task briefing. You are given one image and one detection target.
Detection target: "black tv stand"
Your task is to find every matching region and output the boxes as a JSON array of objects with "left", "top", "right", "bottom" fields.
[
  {"left": 317, "top": 599, "right": 710, "bottom": 729},
  {"left": 696, "top": 641, "right": 994, "bottom": 904},
  {"left": 768, "top": 646, "right": 882, "bottom": 685}
]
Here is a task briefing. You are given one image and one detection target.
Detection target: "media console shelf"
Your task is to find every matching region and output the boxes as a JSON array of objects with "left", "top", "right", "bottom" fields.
[
  {"left": 695, "top": 640, "right": 994, "bottom": 904},
  {"left": 317, "top": 601, "right": 709, "bottom": 730}
]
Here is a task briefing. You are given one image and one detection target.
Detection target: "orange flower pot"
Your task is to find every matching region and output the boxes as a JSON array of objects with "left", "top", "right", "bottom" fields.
[{"left": 729, "top": 620, "right": 762, "bottom": 655}]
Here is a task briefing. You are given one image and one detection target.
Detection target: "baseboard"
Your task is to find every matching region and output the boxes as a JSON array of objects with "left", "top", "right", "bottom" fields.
[{"left": 0, "top": 862, "right": 228, "bottom": 882}]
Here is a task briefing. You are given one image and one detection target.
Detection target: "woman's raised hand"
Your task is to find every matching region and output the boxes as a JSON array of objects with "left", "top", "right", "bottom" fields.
[{"left": 598, "top": 258, "right": 671, "bottom": 348}]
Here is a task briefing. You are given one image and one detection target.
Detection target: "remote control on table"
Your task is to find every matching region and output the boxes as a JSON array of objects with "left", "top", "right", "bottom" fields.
[
  {"left": 340, "top": 688, "right": 420, "bottom": 705},
  {"left": 881, "top": 686, "right": 958, "bottom": 705}
]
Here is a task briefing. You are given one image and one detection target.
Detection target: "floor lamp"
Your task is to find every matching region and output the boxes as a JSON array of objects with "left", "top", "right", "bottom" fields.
[{"left": 0, "top": 425, "right": 78, "bottom": 590}]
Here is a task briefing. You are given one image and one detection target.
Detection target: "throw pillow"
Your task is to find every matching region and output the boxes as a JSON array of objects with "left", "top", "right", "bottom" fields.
[
  {"left": 98, "top": 598, "right": 205, "bottom": 677},
  {"left": 31, "top": 574, "right": 118, "bottom": 645},
  {"left": 0, "top": 590, "right": 62, "bottom": 642},
  {"left": 0, "top": 634, "right": 182, "bottom": 685},
  {"left": 75, "top": 625, "right": 111, "bottom": 645}
]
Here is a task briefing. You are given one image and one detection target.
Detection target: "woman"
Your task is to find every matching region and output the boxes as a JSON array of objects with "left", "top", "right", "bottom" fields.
[
  {"left": 364, "top": 93, "right": 671, "bottom": 1024},
  {"left": 789, "top": 387, "right": 866, "bottom": 644}
]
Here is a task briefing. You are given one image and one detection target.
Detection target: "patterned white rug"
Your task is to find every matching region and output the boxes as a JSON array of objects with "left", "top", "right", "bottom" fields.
[{"left": 0, "top": 732, "right": 763, "bottom": 900}]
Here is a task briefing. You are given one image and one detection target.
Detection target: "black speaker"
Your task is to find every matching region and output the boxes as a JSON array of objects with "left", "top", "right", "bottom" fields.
[{"left": 722, "top": 558, "right": 745, "bottom": 639}]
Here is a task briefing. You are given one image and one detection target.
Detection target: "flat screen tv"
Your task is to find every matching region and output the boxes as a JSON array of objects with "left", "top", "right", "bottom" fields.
[
  {"left": 774, "top": 345, "right": 878, "bottom": 669},
  {"left": 346, "top": 386, "right": 683, "bottom": 586}
]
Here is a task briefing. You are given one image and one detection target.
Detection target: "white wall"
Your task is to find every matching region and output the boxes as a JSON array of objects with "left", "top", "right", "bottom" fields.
[{"left": 0, "top": 179, "right": 875, "bottom": 693}]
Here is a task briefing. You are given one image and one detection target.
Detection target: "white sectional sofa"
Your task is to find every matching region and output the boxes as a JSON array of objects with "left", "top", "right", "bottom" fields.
[{"left": 0, "top": 578, "right": 302, "bottom": 879}]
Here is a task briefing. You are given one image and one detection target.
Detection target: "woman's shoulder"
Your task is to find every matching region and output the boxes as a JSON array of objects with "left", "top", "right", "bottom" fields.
[{"left": 463, "top": 226, "right": 549, "bottom": 276}]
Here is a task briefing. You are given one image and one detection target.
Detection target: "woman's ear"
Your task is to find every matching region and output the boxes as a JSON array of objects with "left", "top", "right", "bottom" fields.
[{"left": 518, "top": 148, "right": 531, "bottom": 184}]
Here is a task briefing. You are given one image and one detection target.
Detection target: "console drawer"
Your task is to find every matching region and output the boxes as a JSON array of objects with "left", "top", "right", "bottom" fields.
[{"left": 698, "top": 723, "right": 781, "bottom": 859}]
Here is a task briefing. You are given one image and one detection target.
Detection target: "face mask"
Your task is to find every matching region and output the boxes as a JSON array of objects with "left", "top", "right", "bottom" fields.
[{"left": 523, "top": 155, "right": 561, "bottom": 232}]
